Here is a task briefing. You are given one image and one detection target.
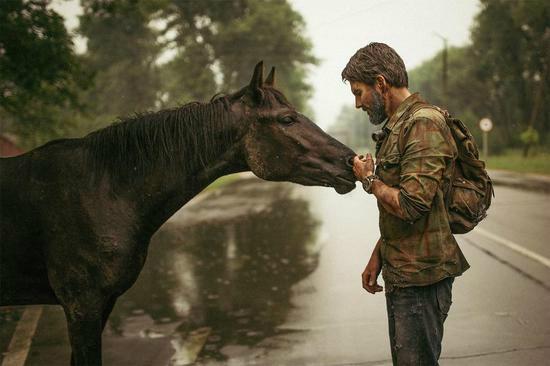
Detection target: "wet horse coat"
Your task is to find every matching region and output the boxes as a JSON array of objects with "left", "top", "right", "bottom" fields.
[{"left": 0, "top": 62, "right": 356, "bottom": 365}]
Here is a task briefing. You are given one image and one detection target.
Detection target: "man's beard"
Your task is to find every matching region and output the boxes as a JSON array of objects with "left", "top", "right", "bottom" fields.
[{"left": 367, "top": 90, "right": 387, "bottom": 125}]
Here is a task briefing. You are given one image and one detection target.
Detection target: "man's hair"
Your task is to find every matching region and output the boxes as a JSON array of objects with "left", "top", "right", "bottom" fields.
[{"left": 341, "top": 42, "right": 408, "bottom": 87}]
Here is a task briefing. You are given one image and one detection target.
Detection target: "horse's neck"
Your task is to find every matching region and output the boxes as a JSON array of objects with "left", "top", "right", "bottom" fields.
[{"left": 122, "top": 107, "right": 248, "bottom": 235}]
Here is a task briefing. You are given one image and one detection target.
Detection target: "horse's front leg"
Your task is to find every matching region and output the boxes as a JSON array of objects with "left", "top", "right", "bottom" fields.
[
  {"left": 61, "top": 293, "right": 107, "bottom": 366},
  {"left": 64, "top": 295, "right": 119, "bottom": 366},
  {"left": 46, "top": 233, "right": 146, "bottom": 365},
  {"left": 48, "top": 261, "right": 111, "bottom": 366},
  {"left": 66, "top": 312, "right": 103, "bottom": 366}
]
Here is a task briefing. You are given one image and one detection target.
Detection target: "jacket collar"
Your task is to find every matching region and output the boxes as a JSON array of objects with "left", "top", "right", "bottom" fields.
[{"left": 383, "top": 92, "right": 424, "bottom": 132}]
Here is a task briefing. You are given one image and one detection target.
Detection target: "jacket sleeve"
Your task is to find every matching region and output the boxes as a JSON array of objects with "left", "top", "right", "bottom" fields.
[{"left": 398, "top": 117, "right": 454, "bottom": 222}]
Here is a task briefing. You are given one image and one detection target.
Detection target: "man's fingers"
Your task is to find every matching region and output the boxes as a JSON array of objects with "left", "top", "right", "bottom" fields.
[
  {"left": 362, "top": 270, "right": 381, "bottom": 294},
  {"left": 368, "top": 270, "right": 376, "bottom": 286},
  {"left": 368, "top": 270, "right": 380, "bottom": 293},
  {"left": 368, "top": 282, "right": 383, "bottom": 293},
  {"left": 362, "top": 271, "right": 372, "bottom": 292}
]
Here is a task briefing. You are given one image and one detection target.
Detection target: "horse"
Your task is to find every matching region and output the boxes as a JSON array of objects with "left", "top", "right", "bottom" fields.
[{"left": 0, "top": 61, "right": 356, "bottom": 365}]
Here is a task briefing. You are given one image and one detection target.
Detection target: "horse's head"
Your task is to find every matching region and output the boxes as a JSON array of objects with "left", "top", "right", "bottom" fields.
[{"left": 229, "top": 61, "right": 357, "bottom": 194}]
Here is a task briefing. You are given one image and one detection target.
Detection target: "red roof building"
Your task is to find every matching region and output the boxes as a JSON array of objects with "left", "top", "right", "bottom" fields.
[{"left": 0, "top": 134, "right": 24, "bottom": 157}]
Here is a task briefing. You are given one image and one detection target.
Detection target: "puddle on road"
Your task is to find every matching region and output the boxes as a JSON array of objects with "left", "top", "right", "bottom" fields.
[{"left": 107, "top": 178, "right": 321, "bottom": 364}]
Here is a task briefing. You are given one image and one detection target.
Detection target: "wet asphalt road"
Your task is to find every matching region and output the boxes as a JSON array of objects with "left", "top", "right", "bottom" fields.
[{"left": 1, "top": 177, "right": 549, "bottom": 365}]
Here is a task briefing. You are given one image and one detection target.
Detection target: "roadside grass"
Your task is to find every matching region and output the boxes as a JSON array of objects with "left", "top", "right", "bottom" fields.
[
  {"left": 205, "top": 173, "right": 245, "bottom": 190},
  {"left": 486, "top": 148, "right": 550, "bottom": 176},
  {"left": 203, "top": 148, "right": 550, "bottom": 190}
]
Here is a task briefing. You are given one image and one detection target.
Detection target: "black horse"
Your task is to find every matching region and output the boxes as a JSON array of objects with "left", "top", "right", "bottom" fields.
[{"left": 0, "top": 62, "right": 356, "bottom": 365}]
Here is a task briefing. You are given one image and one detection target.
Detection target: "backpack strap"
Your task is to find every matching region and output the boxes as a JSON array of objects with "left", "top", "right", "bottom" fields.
[
  {"left": 396, "top": 102, "right": 456, "bottom": 210},
  {"left": 397, "top": 102, "right": 441, "bottom": 154}
]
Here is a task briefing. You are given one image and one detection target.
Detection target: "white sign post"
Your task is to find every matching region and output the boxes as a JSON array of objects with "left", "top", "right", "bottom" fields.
[{"left": 479, "top": 118, "right": 493, "bottom": 160}]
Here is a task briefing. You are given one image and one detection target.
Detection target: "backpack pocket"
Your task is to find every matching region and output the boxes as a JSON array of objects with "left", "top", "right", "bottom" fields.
[{"left": 448, "top": 178, "right": 488, "bottom": 234}]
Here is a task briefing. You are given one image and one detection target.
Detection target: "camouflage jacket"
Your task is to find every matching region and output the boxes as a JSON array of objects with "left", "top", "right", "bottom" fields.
[{"left": 374, "top": 93, "right": 470, "bottom": 291}]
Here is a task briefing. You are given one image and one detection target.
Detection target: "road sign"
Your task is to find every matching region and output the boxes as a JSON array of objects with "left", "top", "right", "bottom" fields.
[
  {"left": 479, "top": 118, "right": 493, "bottom": 132},
  {"left": 479, "top": 118, "right": 492, "bottom": 160}
]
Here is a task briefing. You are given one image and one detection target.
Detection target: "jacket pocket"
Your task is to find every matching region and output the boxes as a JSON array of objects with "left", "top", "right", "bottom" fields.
[{"left": 376, "top": 154, "right": 401, "bottom": 187}]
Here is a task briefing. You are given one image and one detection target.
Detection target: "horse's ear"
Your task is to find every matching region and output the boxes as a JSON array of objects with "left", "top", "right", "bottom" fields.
[
  {"left": 264, "top": 67, "right": 276, "bottom": 87},
  {"left": 249, "top": 61, "right": 264, "bottom": 89},
  {"left": 248, "top": 61, "right": 264, "bottom": 103}
]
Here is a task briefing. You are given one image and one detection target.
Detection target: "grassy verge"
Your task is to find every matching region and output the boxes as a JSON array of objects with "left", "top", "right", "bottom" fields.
[
  {"left": 486, "top": 148, "right": 550, "bottom": 176},
  {"left": 203, "top": 148, "right": 550, "bottom": 190},
  {"left": 205, "top": 173, "right": 246, "bottom": 190}
]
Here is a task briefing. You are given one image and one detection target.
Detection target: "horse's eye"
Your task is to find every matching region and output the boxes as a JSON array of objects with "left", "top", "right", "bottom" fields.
[{"left": 279, "top": 115, "right": 295, "bottom": 124}]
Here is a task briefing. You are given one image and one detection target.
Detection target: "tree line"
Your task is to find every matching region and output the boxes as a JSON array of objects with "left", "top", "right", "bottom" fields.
[
  {"left": 410, "top": 0, "right": 549, "bottom": 155},
  {"left": 0, "top": 0, "right": 317, "bottom": 149},
  {"left": 330, "top": 0, "right": 549, "bottom": 156}
]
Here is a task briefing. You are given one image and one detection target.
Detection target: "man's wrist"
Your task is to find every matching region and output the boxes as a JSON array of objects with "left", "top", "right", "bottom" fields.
[{"left": 361, "top": 173, "right": 379, "bottom": 194}]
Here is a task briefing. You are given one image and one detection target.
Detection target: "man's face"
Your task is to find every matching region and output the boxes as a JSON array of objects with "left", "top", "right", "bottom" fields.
[{"left": 350, "top": 81, "right": 387, "bottom": 125}]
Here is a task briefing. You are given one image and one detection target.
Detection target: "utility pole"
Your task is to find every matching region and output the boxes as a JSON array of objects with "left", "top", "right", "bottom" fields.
[{"left": 434, "top": 33, "right": 448, "bottom": 106}]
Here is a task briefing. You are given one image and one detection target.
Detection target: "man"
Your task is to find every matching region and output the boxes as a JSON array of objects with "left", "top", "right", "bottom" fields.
[{"left": 343, "top": 42, "right": 469, "bottom": 365}]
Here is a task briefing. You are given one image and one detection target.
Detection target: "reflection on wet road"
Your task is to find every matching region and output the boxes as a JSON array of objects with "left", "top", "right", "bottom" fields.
[
  {"left": 3, "top": 179, "right": 549, "bottom": 365},
  {"left": 106, "top": 178, "right": 320, "bottom": 365},
  {"left": 1, "top": 177, "right": 325, "bottom": 366}
]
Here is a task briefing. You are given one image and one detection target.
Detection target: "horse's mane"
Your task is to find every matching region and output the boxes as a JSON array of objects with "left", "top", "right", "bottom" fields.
[{"left": 85, "top": 96, "right": 235, "bottom": 185}]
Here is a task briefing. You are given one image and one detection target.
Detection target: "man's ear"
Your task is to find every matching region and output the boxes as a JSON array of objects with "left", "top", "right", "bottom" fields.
[{"left": 375, "top": 75, "right": 388, "bottom": 94}]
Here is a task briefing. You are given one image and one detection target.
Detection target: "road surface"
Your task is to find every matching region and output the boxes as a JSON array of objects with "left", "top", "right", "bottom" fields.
[{"left": 1, "top": 178, "right": 549, "bottom": 365}]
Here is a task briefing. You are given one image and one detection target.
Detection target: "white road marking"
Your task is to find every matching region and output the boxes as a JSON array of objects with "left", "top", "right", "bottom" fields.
[
  {"left": 1, "top": 306, "right": 43, "bottom": 366},
  {"left": 170, "top": 326, "right": 211, "bottom": 365},
  {"left": 474, "top": 227, "right": 550, "bottom": 269}
]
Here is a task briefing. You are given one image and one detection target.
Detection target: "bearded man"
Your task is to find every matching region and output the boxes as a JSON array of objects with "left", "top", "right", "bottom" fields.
[{"left": 344, "top": 42, "right": 469, "bottom": 365}]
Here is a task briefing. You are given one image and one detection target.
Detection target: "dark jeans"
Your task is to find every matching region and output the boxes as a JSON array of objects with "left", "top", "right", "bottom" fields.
[{"left": 385, "top": 277, "right": 454, "bottom": 366}]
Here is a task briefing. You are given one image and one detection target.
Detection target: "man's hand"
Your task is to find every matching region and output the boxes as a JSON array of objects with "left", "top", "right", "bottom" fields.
[
  {"left": 353, "top": 154, "right": 375, "bottom": 181},
  {"left": 362, "top": 244, "right": 383, "bottom": 294}
]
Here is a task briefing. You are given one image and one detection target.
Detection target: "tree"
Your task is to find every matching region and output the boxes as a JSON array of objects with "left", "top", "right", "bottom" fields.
[
  {"left": 78, "top": 0, "right": 317, "bottom": 132},
  {"left": 470, "top": 0, "right": 550, "bottom": 147},
  {"left": 410, "top": 0, "right": 550, "bottom": 153},
  {"left": 409, "top": 46, "right": 492, "bottom": 148},
  {"left": 208, "top": 0, "right": 317, "bottom": 110},
  {"left": 78, "top": 0, "right": 162, "bottom": 131},
  {"left": 153, "top": 0, "right": 248, "bottom": 106},
  {"left": 157, "top": 0, "right": 317, "bottom": 110},
  {"left": 0, "top": 0, "right": 87, "bottom": 146},
  {"left": 0, "top": 0, "right": 319, "bottom": 146}
]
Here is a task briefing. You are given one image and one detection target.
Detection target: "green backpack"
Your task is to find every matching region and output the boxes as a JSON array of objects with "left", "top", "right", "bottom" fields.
[{"left": 399, "top": 103, "right": 494, "bottom": 234}]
